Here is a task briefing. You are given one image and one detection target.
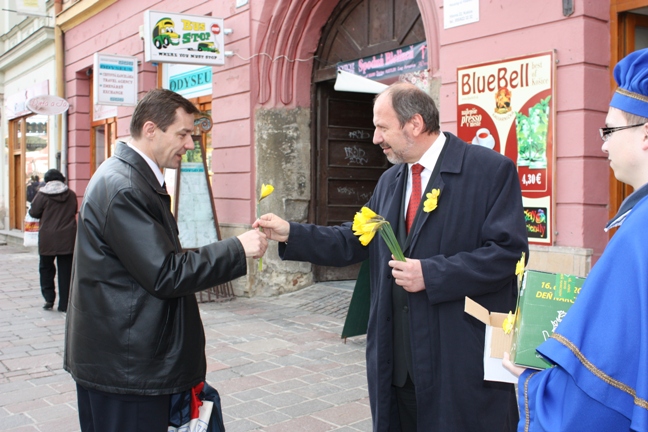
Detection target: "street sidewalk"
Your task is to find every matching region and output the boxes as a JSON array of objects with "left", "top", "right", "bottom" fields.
[{"left": 0, "top": 245, "right": 371, "bottom": 431}]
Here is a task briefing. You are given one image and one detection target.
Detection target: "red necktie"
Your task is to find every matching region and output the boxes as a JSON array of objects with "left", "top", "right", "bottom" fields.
[{"left": 406, "top": 163, "right": 424, "bottom": 234}]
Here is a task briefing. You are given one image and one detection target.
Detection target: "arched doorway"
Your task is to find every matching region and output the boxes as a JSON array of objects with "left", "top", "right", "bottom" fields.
[{"left": 312, "top": 0, "right": 425, "bottom": 281}]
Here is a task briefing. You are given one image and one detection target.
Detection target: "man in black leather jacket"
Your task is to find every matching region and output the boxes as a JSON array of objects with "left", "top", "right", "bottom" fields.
[{"left": 64, "top": 89, "right": 268, "bottom": 432}]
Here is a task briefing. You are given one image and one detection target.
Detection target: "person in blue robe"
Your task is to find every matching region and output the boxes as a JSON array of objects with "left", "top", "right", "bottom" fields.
[{"left": 503, "top": 48, "right": 648, "bottom": 431}]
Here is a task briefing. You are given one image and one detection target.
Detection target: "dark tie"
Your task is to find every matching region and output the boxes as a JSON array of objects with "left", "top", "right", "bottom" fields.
[
  {"left": 162, "top": 182, "right": 168, "bottom": 193},
  {"left": 406, "top": 163, "right": 424, "bottom": 234}
]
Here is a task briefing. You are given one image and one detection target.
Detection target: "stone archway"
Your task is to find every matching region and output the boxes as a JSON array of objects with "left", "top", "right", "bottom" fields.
[{"left": 251, "top": 0, "right": 440, "bottom": 291}]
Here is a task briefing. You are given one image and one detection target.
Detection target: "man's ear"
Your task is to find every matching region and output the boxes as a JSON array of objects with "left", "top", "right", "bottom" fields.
[
  {"left": 409, "top": 113, "right": 425, "bottom": 137},
  {"left": 142, "top": 121, "right": 157, "bottom": 138}
]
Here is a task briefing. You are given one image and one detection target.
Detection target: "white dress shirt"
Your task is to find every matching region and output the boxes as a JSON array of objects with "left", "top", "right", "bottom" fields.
[
  {"left": 404, "top": 132, "right": 446, "bottom": 219},
  {"left": 127, "top": 142, "right": 166, "bottom": 187}
]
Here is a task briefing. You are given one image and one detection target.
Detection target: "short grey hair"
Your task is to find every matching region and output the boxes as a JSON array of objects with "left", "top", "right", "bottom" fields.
[{"left": 376, "top": 83, "right": 440, "bottom": 134}]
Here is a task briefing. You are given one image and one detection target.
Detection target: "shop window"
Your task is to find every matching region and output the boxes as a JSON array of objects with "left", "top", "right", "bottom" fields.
[
  {"left": 91, "top": 119, "right": 116, "bottom": 172},
  {"left": 90, "top": 75, "right": 117, "bottom": 174}
]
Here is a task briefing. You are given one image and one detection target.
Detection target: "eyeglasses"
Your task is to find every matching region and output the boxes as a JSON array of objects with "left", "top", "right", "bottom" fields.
[{"left": 599, "top": 123, "right": 645, "bottom": 142}]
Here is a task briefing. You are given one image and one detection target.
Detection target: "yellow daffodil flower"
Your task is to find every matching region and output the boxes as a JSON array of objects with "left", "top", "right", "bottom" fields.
[
  {"left": 502, "top": 311, "right": 515, "bottom": 334},
  {"left": 351, "top": 206, "right": 405, "bottom": 261},
  {"left": 259, "top": 184, "right": 274, "bottom": 202},
  {"left": 423, "top": 189, "right": 440, "bottom": 213}
]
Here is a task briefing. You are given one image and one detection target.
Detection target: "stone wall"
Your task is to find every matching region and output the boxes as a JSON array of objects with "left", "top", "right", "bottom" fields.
[{"left": 227, "top": 107, "right": 315, "bottom": 297}]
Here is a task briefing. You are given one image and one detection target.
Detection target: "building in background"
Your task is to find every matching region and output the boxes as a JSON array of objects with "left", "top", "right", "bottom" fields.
[
  {"left": 0, "top": 0, "right": 62, "bottom": 232},
  {"left": 2, "top": 0, "right": 646, "bottom": 297}
]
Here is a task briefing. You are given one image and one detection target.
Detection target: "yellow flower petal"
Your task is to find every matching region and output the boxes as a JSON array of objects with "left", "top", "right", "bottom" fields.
[
  {"left": 423, "top": 189, "right": 440, "bottom": 213},
  {"left": 502, "top": 311, "right": 515, "bottom": 334},
  {"left": 515, "top": 252, "right": 525, "bottom": 276},
  {"left": 360, "top": 206, "right": 378, "bottom": 219},
  {"left": 358, "top": 230, "right": 377, "bottom": 246},
  {"left": 352, "top": 207, "right": 385, "bottom": 245},
  {"left": 259, "top": 184, "right": 274, "bottom": 201}
]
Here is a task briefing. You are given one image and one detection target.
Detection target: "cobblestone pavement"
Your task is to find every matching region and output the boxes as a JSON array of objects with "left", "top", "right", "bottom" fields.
[{"left": 0, "top": 245, "right": 370, "bottom": 431}]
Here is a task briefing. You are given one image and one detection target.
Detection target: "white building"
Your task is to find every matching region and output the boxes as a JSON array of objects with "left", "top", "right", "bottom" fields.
[{"left": 0, "top": 0, "right": 60, "bottom": 237}]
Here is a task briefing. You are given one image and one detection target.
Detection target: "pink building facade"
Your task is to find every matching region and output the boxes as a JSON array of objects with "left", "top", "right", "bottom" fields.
[{"left": 56, "top": 0, "right": 643, "bottom": 296}]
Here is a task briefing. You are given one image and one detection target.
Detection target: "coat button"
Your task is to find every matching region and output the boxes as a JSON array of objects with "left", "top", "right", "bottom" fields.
[
  {"left": 387, "top": 316, "right": 391, "bottom": 321},
  {"left": 403, "top": 306, "right": 409, "bottom": 313}
]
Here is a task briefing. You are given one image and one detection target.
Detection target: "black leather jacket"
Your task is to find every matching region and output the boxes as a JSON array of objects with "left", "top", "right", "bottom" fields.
[{"left": 64, "top": 142, "right": 246, "bottom": 395}]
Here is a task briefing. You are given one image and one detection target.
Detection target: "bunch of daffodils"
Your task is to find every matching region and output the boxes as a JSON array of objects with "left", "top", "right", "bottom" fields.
[
  {"left": 257, "top": 183, "right": 274, "bottom": 271},
  {"left": 352, "top": 207, "right": 405, "bottom": 261}
]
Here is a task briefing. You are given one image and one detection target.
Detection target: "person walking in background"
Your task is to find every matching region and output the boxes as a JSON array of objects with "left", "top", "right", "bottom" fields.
[
  {"left": 503, "top": 48, "right": 648, "bottom": 432},
  {"left": 256, "top": 82, "right": 528, "bottom": 431},
  {"left": 28, "top": 169, "right": 77, "bottom": 312},
  {"left": 26, "top": 175, "right": 42, "bottom": 203},
  {"left": 64, "top": 89, "right": 267, "bottom": 432}
]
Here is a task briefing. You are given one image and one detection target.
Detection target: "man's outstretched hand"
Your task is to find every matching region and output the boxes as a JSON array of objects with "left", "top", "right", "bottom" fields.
[{"left": 254, "top": 213, "right": 290, "bottom": 243}]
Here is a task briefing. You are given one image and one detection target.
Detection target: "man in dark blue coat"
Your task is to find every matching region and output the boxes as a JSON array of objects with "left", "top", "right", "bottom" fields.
[{"left": 256, "top": 83, "right": 528, "bottom": 431}]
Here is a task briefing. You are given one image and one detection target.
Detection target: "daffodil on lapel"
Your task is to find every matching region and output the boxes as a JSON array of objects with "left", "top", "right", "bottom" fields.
[
  {"left": 423, "top": 189, "right": 440, "bottom": 213},
  {"left": 352, "top": 206, "right": 405, "bottom": 261}
]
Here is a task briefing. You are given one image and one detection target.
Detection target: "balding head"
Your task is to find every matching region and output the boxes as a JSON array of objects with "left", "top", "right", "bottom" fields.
[{"left": 375, "top": 83, "right": 440, "bottom": 135}]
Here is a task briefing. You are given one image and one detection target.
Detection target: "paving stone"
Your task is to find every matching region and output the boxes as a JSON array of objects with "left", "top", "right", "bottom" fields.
[{"left": 0, "top": 245, "right": 372, "bottom": 430}]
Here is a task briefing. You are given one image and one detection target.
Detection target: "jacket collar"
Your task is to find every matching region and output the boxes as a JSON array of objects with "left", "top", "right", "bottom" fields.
[
  {"left": 605, "top": 182, "right": 648, "bottom": 231},
  {"left": 114, "top": 141, "right": 168, "bottom": 195},
  {"left": 398, "top": 132, "right": 465, "bottom": 250}
]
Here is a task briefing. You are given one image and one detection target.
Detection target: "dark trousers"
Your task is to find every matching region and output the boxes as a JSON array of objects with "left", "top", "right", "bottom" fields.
[
  {"left": 76, "top": 383, "right": 170, "bottom": 432},
  {"left": 39, "top": 254, "right": 73, "bottom": 311},
  {"left": 391, "top": 375, "right": 417, "bottom": 432}
]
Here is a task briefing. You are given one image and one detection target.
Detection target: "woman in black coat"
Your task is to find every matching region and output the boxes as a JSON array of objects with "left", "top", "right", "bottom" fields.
[{"left": 29, "top": 169, "right": 78, "bottom": 312}]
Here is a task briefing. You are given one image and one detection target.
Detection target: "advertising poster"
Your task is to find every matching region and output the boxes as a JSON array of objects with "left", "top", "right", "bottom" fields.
[
  {"left": 143, "top": 11, "right": 225, "bottom": 66},
  {"left": 93, "top": 53, "right": 138, "bottom": 106},
  {"left": 457, "top": 52, "right": 555, "bottom": 244}
]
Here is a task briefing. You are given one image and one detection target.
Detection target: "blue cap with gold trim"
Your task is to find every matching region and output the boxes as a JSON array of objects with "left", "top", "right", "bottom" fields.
[{"left": 610, "top": 48, "right": 648, "bottom": 118}]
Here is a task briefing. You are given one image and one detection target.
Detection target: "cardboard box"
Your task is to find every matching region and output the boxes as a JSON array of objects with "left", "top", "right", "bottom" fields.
[
  {"left": 464, "top": 297, "right": 517, "bottom": 383},
  {"left": 510, "top": 270, "right": 585, "bottom": 369}
]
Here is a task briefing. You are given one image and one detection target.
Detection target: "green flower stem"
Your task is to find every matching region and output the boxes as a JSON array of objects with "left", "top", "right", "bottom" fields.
[
  {"left": 257, "top": 202, "right": 264, "bottom": 271},
  {"left": 378, "top": 223, "right": 406, "bottom": 262}
]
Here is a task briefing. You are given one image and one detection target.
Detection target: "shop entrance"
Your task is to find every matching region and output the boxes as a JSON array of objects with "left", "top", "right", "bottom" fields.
[
  {"left": 312, "top": 0, "right": 426, "bottom": 281},
  {"left": 8, "top": 115, "right": 49, "bottom": 230}
]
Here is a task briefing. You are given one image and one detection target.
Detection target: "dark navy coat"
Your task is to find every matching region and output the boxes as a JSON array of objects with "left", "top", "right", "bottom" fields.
[{"left": 281, "top": 133, "right": 528, "bottom": 431}]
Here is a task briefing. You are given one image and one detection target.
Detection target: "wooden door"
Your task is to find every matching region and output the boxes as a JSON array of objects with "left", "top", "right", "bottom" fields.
[
  {"left": 313, "top": 82, "right": 390, "bottom": 281},
  {"left": 9, "top": 118, "right": 26, "bottom": 230}
]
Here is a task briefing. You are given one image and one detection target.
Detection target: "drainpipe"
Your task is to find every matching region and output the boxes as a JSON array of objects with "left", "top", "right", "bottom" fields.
[{"left": 54, "top": 0, "right": 67, "bottom": 177}]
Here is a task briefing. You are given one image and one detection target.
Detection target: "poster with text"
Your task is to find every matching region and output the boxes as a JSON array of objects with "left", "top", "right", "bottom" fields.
[
  {"left": 457, "top": 51, "right": 555, "bottom": 244},
  {"left": 143, "top": 10, "right": 225, "bottom": 66}
]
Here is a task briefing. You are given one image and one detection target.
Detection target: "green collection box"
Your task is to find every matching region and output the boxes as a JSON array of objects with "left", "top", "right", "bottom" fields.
[{"left": 510, "top": 270, "right": 586, "bottom": 369}]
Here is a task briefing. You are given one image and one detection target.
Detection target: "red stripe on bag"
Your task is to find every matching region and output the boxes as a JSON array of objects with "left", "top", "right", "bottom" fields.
[
  {"left": 25, "top": 222, "right": 39, "bottom": 232},
  {"left": 190, "top": 382, "right": 205, "bottom": 419}
]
